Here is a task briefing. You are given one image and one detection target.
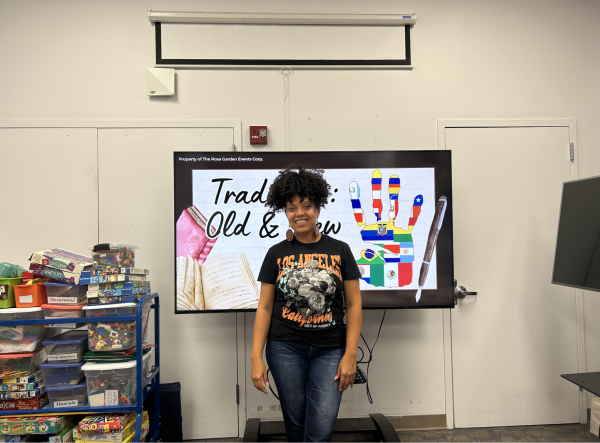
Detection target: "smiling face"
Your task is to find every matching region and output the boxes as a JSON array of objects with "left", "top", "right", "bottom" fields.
[{"left": 286, "top": 195, "right": 320, "bottom": 239}]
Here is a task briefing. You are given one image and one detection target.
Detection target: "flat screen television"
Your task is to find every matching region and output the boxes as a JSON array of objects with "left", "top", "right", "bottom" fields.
[
  {"left": 552, "top": 175, "right": 600, "bottom": 292},
  {"left": 174, "top": 151, "right": 454, "bottom": 313}
]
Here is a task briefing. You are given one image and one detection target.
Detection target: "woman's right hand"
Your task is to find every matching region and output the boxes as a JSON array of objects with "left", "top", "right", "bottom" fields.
[{"left": 251, "top": 357, "right": 269, "bottom": 394}]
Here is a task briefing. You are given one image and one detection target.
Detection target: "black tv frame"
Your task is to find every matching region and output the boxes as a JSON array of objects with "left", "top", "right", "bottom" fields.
[{"left": 174, "top": 150, "right": 454, "bottom": 313}]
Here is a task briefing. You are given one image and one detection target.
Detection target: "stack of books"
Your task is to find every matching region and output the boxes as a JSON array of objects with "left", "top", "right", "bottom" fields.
[
  {"left": 82, "top": 244, "right": 151, "bottom": 305},
  {"left": 73, "top": 412, "right": 149, "bottom": 443}
]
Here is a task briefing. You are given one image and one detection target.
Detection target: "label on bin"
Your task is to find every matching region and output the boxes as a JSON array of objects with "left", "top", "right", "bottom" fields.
[
  {"left": 54, "top": 399, "right": 78, "bottom": 408},
  {"left": 105, "top": 390, "right": 119, "bottom": 406},
  {"left": 49, "top": 353, "right": 78, "bottom": 362},
  {"left": 48, "top": 296, "right": 80, "bottom": 304},
  {"left": 48, "top": 323, "right": 77, "bottom": 329},
  {"left": 0, "top": 285, "right": 8, "bottom": 300},
  {"left": 18, "top": 295, "right": 33, "bottom": 304}
]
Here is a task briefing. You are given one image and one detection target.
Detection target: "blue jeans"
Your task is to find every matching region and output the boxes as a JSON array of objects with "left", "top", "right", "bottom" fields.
[{"left": 266, "top": 339, "right": 345, "bottom": 442}]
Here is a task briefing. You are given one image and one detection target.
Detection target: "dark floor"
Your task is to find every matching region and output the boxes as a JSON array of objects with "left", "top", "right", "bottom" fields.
[{"left": 187, "top": 423, "right": 600, "bottom": 442}]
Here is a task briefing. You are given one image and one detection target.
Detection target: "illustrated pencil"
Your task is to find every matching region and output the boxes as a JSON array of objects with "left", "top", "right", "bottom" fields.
[{"left": 416, "top": 196, "right": 448, "bottom": 302}]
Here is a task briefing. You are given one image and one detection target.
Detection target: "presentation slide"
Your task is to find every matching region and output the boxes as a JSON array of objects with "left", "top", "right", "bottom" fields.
[{"left": 174, "top": 151, "right": 453, "bottom": 312}]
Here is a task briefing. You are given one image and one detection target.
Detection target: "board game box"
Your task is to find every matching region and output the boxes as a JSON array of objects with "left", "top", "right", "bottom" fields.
[
  {"left": 76, "top": 413, "right": 133, "bottom": 434},
  {"left": 79, "top": 275, "right": 146, "bottom": 285},
  {"left": 0, "top": 415, "right": 74, "bottom": 435},
  {"left": 29, "top": 264, "right": 81, "bottom": 285},
  {"left": 0, "top": 392, "right": 49, "bottom": 411},
  {"left": 87, "top": 282, "right": 150, "bottom": 291},
  {"left": 29, "top": 249, "right": 92, "bottom": 274}
]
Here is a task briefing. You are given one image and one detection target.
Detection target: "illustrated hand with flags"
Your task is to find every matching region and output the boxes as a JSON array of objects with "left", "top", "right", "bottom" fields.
[{"left": 349, "top": 170, "right": 423, "bottom": 287}]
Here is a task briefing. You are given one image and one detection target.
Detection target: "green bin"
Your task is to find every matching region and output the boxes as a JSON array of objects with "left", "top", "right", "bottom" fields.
[{"left": 0, "top": 277, "right": 22, "bottom": 308}]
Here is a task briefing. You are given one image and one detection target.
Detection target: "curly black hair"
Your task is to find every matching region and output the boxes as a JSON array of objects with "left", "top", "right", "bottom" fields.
[{"left": 265, "top": 164, "right": 331, "bottom": 212}]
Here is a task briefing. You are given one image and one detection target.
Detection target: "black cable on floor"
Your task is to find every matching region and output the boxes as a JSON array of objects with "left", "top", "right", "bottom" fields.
[{"left": 357, "top": 309, "right": 387, "bottom": 404}]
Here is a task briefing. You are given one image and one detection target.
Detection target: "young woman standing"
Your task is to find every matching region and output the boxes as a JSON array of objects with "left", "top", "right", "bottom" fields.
[{"left": 251, "top": 165, "right": 362, "bottom": 442}]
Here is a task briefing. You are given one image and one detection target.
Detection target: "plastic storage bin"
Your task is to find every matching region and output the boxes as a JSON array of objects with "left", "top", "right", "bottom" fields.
[
  {"left": 0, "top": 307, "right": 44, "bottom": 321},
  {"left": 44, "top": 283, "right": 87, "bottom": 305},
  {"left": 42, "top": 330, "right": 88, "bottom": 363},
  {"left": 42, "top": 303, "right": 86, "bottom": 329},
  {"left": 82, "top": 360, "right": 137, "bottom": 406},
  {"left": 40, "top": 360, "right": 85, "bottom": 386},
  {"left": 83, "top": 303, "right": 151, "bottom": 352},
  {"left": 0, "top": 307, "right": 50, "bottom": 353},
  {"left": 0, "top": 277, "right": 22, "bottom": 308},
  {"left": 46, "top": 380, "right": 87, "bottom": 408},
  {"left": 0, "top": 307, "right": 48, "bottom": 353},
  {"left": 0, "top": 348, "right": 45, "bottom": 379},
  {"left": 142, "top": 348, "right": 153, "bottom": 379},
  {"left": 13, "top": 282, "right": 47, "bottom": 308}
]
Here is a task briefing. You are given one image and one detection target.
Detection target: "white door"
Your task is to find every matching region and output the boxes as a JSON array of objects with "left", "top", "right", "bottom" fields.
[
  {"left": 98, "top": 127, "right": 240, "bottom": 439},
  {"left": 0, "top": 128, "right": 98, "bottom": 267},
  {"left": 446, "top": 126, "right": 580, "bottom": 427}
]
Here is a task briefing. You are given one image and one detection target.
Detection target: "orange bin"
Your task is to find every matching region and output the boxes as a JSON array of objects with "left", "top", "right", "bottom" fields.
[{"left": 13, "top": 283, "right": 48, "bottom": 308}]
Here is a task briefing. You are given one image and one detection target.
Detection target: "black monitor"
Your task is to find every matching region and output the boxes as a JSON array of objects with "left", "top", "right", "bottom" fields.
[{"left": 552, "top": 175, "right": 600, "bottom": 292}]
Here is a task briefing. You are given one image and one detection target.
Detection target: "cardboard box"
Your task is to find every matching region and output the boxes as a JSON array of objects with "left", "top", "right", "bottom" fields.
[
  {"left": 0, "top": 392, "right": 48, "bottom": 411},
  {"left": 29, "top": 249, "right": 92, "bottom": 274},
  {"left": 29, "top": 264, "right": 80, "bottom": 285},
  {"left": 73, "top": 413, "right": 148, "bottom": 442},
  {"left": 79, "top": 275, "right": 145, "bottom": 285},
  {"left": 0, "top": 413, "right": 73, "bottom": 435},
  {"left": 1, "top": 370, "right": 43, "bottom": 385},
  {"left": 0, "top": 380, "right": 43, "bottom": 392},
  {"left": 87, "top": 282, "right": 149, "bottom": 291},
  {"left": 76, "top": 414, "right": 133, "bottom": 434},
  {"left": 0, "top": 386, "right": 45, "bottom": 399},
  {"left": 49, "top": 422, "right": 77, "bottom": 443}
]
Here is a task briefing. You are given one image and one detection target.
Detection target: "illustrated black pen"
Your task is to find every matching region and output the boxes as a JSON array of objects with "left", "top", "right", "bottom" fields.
[{"left": 415, "top": 196, "right": 447, "bottom": 302}]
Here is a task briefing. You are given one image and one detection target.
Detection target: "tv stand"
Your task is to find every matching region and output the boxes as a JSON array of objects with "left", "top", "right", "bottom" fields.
[{"left": 243, "top": 414, "right": 400, "bottom": 442}]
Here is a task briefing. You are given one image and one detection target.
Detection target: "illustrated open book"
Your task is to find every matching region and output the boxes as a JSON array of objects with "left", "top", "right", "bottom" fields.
[{"left": 176, "top": 253, "right": 259, "bottom": 310}]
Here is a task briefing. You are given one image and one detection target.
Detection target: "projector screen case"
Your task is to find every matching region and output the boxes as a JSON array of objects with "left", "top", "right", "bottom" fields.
[{"left": 173, "top": 151, "right": 454, "bottom": 313}]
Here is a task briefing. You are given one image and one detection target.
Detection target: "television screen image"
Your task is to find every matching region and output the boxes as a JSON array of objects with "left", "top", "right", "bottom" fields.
[
  {"left": 552, "top": 175, "right": 600, "bottom": 292},
  {"left": 174, "top": 151, "right": 454, "bottom": 313}
]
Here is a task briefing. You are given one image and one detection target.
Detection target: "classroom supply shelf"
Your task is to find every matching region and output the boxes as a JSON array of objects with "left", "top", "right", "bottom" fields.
[{"left": 0, "top": 293, "right": 161, "bottom": 442}]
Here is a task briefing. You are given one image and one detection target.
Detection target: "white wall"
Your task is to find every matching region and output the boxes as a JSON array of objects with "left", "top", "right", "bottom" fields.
[{"left": 1, "top": 0, "right": 600, "bottom": 437}]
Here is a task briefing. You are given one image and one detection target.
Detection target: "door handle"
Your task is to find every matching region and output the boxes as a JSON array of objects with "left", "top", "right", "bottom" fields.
[{"left": 454, "top": 279, "right": 477, "bottom": 305}]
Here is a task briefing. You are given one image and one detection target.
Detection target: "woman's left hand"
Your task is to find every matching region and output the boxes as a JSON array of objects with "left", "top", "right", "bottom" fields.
[{"left": 335, "top": 352, "right": 357, "bottom": 392}]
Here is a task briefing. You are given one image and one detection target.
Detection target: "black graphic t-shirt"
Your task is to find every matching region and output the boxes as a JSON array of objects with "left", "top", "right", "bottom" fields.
[{"left": 258, "top": 234, "right": 361, "bottom": 349}]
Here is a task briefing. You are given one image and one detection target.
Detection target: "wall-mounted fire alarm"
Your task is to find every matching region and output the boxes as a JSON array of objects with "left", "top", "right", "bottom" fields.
[{"left": 250, "top": 126, "right": 268, "bottom": 145}]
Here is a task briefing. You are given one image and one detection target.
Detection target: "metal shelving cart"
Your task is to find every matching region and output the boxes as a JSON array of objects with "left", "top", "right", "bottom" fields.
[{"left": 0, "top": 293, "right": 161, "bottom": 442}]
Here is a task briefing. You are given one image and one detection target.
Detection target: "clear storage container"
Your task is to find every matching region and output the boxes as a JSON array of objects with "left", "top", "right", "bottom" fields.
[
  {"left": 0, "top": 308, "right": 49, "bottom": 353},
  {"left": 0, "top": 348, "right": 45, "bottom": 380},
  {"left": 83, "top": 303, "right": 137, "bottom": 317},
  {"left": 0, "top": 307, "right": 43, "bottom": 321},
  {"left": 83, "top": 303, "right": 151, "bottom": 352},
  {"left": 83, "top": 360, "right": 138, "bottom": 406},
  {"left": 41, "top": 303, "right": 86, "bottom": 330},
  {"left": 42, "top": 330, "right": 88, "bottom": 363},
  {"left": 44, "top": 283, "right": 87, "bottom": 305},
  {"left": 40, "top": 360, "right": 85, "bottom": 386},
  {"left": 46, "top": 380, "right": 87, "bottom": 408}
]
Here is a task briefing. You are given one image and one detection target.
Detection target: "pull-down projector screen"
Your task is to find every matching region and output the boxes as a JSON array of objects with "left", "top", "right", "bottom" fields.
[{"left": 174, "top": 151, "right": 453, "bottom": 313}]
